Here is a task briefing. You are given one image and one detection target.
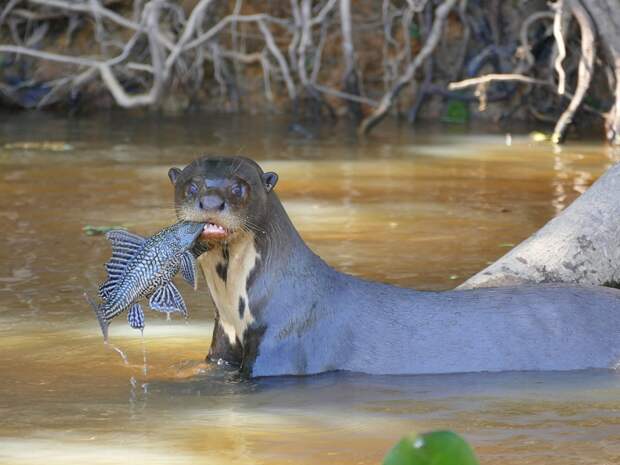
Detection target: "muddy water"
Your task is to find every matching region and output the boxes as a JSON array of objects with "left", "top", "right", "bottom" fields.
[{"left": 1, "top": 112, "right": 619, "bottom": 465}]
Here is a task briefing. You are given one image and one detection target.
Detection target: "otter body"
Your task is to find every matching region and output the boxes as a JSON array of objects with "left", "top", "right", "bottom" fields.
[{"left": 170, "top": 156, "right": 620, "bottom": 377}]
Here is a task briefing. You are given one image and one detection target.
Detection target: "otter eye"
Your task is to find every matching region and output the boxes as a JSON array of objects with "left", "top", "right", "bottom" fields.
[
  {"left": 231, "top": 182, "right": 246, "bottom": 198},
  {"left": 185, "top": 182, "right": 199, "bottom": 196}
]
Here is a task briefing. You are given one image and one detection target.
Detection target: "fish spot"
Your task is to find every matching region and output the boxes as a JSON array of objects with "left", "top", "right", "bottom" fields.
[
  {"left": 216, "top": 262, "right": 228, "bottom": 282},
  {"left": 238, "top": 296, "right": 245, "bottom": 319}
]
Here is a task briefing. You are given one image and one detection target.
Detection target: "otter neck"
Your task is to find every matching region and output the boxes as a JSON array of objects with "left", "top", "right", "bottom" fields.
[
  {"left": 199, "top": 194, "right": 324, "bottom": 348},
  {"left": 258, "top": 194, "right": 316, "bottom": 271},
  {"left": 199, "top": 233, "right": 259, "bottom": 346}
]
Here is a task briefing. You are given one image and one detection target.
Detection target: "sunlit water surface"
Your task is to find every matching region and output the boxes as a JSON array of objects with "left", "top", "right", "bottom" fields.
[{"left": 1, "top": 113, "right": 619, "bottom": 464}]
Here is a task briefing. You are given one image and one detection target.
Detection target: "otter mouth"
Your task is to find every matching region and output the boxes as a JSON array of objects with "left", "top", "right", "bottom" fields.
[{"left": 200, "top": 221, "right": 229, "bottom": 241}]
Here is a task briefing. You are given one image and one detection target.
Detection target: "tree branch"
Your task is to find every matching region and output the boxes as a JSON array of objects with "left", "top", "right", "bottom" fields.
[
  {"left": 449, "top": 73, "right": 549, "bottom": 90},
  {"left": 359, "top": 0, "right": 458, "bottom": 135},
  {"left": 552, "top": 0, "right": 596, "bottom": 143},
  {"left": 552, "top": 0, "right": 569, "bottom": 95}
]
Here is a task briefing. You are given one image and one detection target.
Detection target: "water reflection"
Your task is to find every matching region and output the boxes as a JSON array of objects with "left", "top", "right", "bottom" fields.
[{"left": 0, "top": 113, "right": 619, "bottom": 464}]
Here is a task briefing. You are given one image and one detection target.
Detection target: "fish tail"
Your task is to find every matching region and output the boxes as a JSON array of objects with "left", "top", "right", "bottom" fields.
[{"left": 84, "top": 292, "right": 109, "bottom": 343}]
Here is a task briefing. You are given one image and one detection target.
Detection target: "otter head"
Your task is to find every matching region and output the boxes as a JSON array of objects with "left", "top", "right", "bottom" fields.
[{"left": 168, "top": 156, "right": 278, "bottom": 244}]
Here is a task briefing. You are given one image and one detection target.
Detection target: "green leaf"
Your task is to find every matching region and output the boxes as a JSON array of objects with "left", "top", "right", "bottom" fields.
[
  {"left": 410, "top": 22, "right": 421, "bottom": 40},
  {"left": 584, "top": 95, "right": 603, "bottom": 111},
  {"left": 82, "top": 225, "right": 127, "bottom": 236},
  {"left": 441, "top": 100, "right": 469, "bottom": 124},
  {"left": 383, "top": 431, "right": 480, "bottom": 465}
]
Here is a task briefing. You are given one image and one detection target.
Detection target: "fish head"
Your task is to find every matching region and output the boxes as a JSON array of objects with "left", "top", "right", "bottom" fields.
[
  {"left": 169, "top": 156, "right": 278, "bottom": 245},
  {"left": 175, "top": 221, "right": 209, "bottom": 246}
]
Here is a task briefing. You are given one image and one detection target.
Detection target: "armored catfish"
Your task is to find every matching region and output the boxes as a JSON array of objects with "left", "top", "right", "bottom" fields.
[{"left": 86, "top": 221, "right": 206, "bottom": 341}]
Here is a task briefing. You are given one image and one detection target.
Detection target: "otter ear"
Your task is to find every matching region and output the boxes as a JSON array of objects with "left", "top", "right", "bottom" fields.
[
  {"left": 262, "top": 172, "right": 278, "bottom": 192},
  {"left": 168, "top": 167, "right": 182, "bottom": 185}
]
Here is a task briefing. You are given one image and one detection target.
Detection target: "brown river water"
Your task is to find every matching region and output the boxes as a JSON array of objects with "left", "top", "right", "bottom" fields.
[{"left": 1, "top": 112, "right": 619, "bottom": 464}]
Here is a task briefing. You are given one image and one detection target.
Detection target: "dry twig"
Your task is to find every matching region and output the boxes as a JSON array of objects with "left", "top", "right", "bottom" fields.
[{"left": 359, "top": 0, "right": 458, "bottom": 135}]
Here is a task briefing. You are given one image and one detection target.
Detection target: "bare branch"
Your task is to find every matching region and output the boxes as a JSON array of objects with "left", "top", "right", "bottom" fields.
[
  {"left": 28, "top": 0, "right": 175, "bottom": 50},
  {"left": 230, "top": 0, "right": 244, "bottom": 78},
  {"left": 449, "top": 73, "right": 549, "bottom": 90},
  {"left": 260, "top": 52, "right": 274, "bottom": 103},
  {"left": 340, "top": 0, "right": 355, "bottom": 76},
  {"left": 311, "top": 0, "right": 338, "bottom": 26},
  {"left": 0, "top": 0, "right": 20, "bottom": 28},
  {"left": 258, "top": 19, "right": 296, "bottom": 99},
  {"left": 0, "top": 45, "right": 100, "bottom": 66},
  {"left": 219, "top": 50, "right": 263, "bottom": 64},
  {"left": 359, "top": 0, "right": 458, "bottom": 135},
  {"left": 296, "top": 0, "right": 312, "bottom": 86},
  {"left": 183, "top": 14, "right": 289, "bottom": 52},
  {"left": 552, "top": 0, "right": 569, "bottom": 95},
  {"left": 98, "top": 0, "right": 165, "bottom": 108},
  {"left": 289, "top": 0, "right": 301, "bottom": 72},
  {"left": 0, "top": 1, "right": 164, "bottom": 109},
  {"left": 519, "top": 11, "right": 555, "bottom": 67},
  {"left": 552, "top": 0, "right": 596, "bottom": 143},
  {"left": 314, "top": 83, "right": 378, "bottom": 106},
  {"left": 310, "top": 17, "right": 329, "bottom": 83},
  {"left": 164, "top": 0, "right": 214, "bottom": 74}
]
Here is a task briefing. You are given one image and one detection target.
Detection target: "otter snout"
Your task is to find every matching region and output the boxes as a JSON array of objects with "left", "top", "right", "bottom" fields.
[
  {"left": 195, "top": 192, "right": 230, "bottom": 241},
  {"left": 199, "top": 193, "right": 226, "bottom": 212}
]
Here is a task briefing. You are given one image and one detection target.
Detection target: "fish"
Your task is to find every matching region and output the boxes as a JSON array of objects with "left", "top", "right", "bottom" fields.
[{"left": 85, "top": 221, "right": 205, "bottom": 341}]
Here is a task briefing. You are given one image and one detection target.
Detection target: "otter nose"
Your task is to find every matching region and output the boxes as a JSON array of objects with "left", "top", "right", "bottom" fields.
[{"left": 199, "top": 194, "right": 226, "bottom": 212}]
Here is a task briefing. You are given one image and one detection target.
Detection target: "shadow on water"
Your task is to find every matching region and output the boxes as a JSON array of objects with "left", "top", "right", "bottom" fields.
[{"left": 151, "top": 367, "right": 620, "bottom": 407}]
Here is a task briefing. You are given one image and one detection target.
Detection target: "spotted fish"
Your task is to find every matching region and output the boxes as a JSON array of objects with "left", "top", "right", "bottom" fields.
[{"left": 85, "top": 221, "right": 205, "bottom": 341}]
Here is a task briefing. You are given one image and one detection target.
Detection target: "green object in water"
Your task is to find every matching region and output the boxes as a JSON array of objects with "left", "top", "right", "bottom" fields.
[
  {"left": 82, "top": 225, "right": 127, "bottom": 236},
  {"left": 4, "top": 141, "right": 74, "bottom": 151},
  {"left": 442, "top": 100, "right": 469, "bottom": 124},
  {"left": 383, "top": 431, "right": 480, "bottom": 465}
]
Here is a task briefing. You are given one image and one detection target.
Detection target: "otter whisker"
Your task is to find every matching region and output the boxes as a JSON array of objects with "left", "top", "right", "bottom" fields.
[
  {"left": 242, "top": 218, "right": 266, "bottom": 235},
  {"left": 244, "top": 220, "right": 268, "bottom": 236}
]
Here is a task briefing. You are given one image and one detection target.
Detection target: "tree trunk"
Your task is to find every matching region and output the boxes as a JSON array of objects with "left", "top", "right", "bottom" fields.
[{"left": 459, "top": 162, "right": 620, "bottom": 289}]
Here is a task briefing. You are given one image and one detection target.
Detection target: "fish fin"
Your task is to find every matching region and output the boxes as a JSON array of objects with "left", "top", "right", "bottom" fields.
[
  {"left": 104, "top": 230, "right": 145, "bottom": 269},
  {"left": 127, "top": 303, "right": 145, "bottom": 330},
  {"left": 105, "top": 229, "right": 146, "bottom": 248},
  {"left": 84, "top": 292, "right": 109, "bottom": 343},
  {"left": 180, "top": 251, "right": 198, "bottom": 290},
  {"left": 99, "top": 270, "right": 123, "bottom": 299},
  {"left": 102, "top": 230, "right": 146, "bottom": 283},
  {"left": 149, "top": 282, "right": 187, "bottom": 316},
  {"left": 98, "top": 280, "right": 116, "bottom": 300}
]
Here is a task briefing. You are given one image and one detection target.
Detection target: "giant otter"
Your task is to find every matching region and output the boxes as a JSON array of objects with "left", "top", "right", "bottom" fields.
[{"left": 169, "top": 156, "right": 620, "bottom": 377}]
